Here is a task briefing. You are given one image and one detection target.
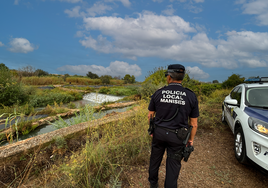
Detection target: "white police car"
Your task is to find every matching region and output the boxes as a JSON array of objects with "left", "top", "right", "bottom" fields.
[{"left": 222, "top": 77, "right": 268, "bottom": 172}]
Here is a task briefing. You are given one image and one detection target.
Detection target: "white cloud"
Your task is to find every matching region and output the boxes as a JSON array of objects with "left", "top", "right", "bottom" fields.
[
  {"left": 152, "top": 0, "right": 164, "bottom": 3},
  {"left": 186, "top": 66, "right": 209, "bottom": 79},
  {"left": 235, "top": 0, "right": 246, "bottom": 4},
  {"left": 8, "top": 38, "right": 38, "bottom": 53},
  {"left": 239, "top": 0, "right": 268, "bottom": 25},
  {"left": 184, "top": 4, "right": 203, "bottom": 13},
  {"left": 239, "top": 59, "right": 267, "bottom": 68},
  {"left": 162, "top": 5, "right": 175, "bottom": 15},
  {"left": 14, "top": 0, "right": 20, "bottom": 5},
  {"left": 104, "top": 0, "right": 131, "bottom": 7},
  {"left": 86, "top": 2, "right": 113, "bottom": 17},
  {"left": 177, "top": 0, "right": 204, "bottom": 2},
  {"left": 59, "top": 0, "right": 83, "bottom": 3},
  {"left": 65, "top": 3, "right": 112, "bottom": 18},
  {"left": 77, "top": 12, "right": 268, "bottom": 69},
  {"left": 193, "top": 0, "right": 204, "bottom": 3},
  {"left": 65, "top": 6, "right": 83, "bottom": 17},
  {"left": 57, "top": 61, "right": 142, "bottom": 77},
  {"left": 75, "top": 31, "right": 85, "bottom": 37},
  {"left": 175, "top": 0, "right": 204, "bottom": 13},
  {"left": 0, "top": 42, "right": 4, "bottom": 47},
  {"left": 80, "top": 12, "right": 196, "bottom": 57}
]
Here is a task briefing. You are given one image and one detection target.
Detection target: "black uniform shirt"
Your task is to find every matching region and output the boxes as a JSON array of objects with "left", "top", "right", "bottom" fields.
[{"left": 148, "top": 83, "right": 199, "bottom": 129}]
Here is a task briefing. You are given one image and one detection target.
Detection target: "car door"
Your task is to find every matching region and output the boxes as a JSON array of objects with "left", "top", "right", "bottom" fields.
[
  {"left": 230, "top": 87, "right": 242, "bottom": 130},
  {"left": 225, "top": 87, "right": 239, "bottom": 127}
]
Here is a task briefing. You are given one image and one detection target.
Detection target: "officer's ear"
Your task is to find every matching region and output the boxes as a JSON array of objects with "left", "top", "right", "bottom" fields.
[{"left": 167, "top": 74, "right": 173, "bottom": 83}]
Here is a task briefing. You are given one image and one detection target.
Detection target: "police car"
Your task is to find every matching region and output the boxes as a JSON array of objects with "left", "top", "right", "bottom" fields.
[{"left": 222, "top": 77, "right": 268, "bottom": 172}]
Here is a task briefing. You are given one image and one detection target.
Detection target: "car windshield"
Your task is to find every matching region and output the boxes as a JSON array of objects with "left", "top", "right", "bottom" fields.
[{"left": 246, "top": 87, "right": 268, "bottom": 108}]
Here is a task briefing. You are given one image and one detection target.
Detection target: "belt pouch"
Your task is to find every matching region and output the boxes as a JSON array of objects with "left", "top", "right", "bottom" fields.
[{"left": 176, "top": 127, "right": 189, "bottom": 140}]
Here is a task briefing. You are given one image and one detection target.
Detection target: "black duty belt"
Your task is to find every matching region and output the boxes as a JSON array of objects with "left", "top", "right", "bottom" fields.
[
  {"left": 156, "top": 125, "right": 189, "bottom": 141},
  {"left": 156, "top": 125, "right": 179, "bottom": 134}
]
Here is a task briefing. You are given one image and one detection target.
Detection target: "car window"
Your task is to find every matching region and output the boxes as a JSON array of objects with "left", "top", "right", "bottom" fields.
[
  {"left": 235, "top": 87, "right": 242, "bottom": 105},
  {"left": 230, "top": 87, "right": 239, "bottom": 99},
  {"left": 246, "top": 87, "right": 268, "bottom": 107}
]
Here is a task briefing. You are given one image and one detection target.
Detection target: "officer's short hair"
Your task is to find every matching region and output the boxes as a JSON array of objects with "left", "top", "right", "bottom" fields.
[{"left": 165, "top": 64, "right": 185, "bottom": 81}]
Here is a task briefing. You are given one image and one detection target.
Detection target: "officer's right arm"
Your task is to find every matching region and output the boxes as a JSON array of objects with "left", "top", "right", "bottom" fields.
[{"left": 148, "top": 111, "right": 155, "bottom": 124}]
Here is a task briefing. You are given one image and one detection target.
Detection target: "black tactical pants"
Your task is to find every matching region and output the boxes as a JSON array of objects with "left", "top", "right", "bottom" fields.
[{"left": 148, "top": 127, "right": 184, "bottom": 188}]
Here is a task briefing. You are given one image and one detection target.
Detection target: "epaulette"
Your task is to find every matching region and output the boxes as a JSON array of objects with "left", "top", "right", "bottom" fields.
[
  {"left": 185, "top": 87, "right": 194, "bottom": 93},
  {"left": 156, "top": 85, "right": 166, "bottom": 91}
]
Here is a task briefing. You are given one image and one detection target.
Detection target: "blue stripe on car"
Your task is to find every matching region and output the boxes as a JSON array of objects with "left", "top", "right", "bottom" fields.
[{"left": 244, "top": 107, "right": 268, "bottom": 122}]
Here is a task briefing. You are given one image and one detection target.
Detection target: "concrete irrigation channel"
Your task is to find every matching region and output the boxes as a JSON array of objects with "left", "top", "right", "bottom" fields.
[{"left": 0, "top": 101, "right": 138, "bottom": 164}]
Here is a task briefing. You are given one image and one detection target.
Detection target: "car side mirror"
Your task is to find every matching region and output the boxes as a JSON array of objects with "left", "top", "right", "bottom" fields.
[{"left": 224, "top": 99, "right": 239, "bottom": 106}]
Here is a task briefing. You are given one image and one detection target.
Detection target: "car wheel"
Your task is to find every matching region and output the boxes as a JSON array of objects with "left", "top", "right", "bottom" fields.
[
  {"left": 234, "top": 127, "right": 248, "bottom": 164},
  {"left": 221, "top": 109, "right": 226, "bottom": 123}
]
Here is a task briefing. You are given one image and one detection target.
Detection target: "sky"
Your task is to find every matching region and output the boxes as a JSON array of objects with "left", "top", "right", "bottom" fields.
[{"left": 0, "top": 0, "right": 268, "bottom": 82}]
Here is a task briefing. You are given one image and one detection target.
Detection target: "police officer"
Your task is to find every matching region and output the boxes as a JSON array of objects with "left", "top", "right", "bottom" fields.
[{"left": 148, "top": 64, "right": 199, "bottom": 188}]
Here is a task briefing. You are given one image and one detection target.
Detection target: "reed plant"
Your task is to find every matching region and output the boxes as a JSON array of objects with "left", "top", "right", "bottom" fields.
[
  {"left": 0, "top": 103, "right": 35, "bottom": 117},
  {"left": 110, "top": 79, "right": 124, "bottom": 85},
  {"left": 38, "top": 102, "right": 69, "bottom": 116},
  {"left": 66, "top": 77, "right": 101, "bottom": 85},
  {"left": 21, "top": 76, "right": 65, "bottom": 85},
  {"left": 66, "top": 77, "right": 124, "bottom": 86},
  {"left": 50, "top": 104, "right": 95, "bottom": 129},
  {"left": 0, "top": 109, "right": 21, "bottom": 143}
]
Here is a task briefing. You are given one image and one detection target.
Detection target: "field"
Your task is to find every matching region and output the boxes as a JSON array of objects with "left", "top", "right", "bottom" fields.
[{"left": 1, "top": 88, "right": 267, "bottom": 188}]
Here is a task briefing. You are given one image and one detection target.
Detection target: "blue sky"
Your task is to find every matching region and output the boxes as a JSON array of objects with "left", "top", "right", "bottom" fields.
[{"left": 0, "top": 0, "right": 268, "bottom": 82}]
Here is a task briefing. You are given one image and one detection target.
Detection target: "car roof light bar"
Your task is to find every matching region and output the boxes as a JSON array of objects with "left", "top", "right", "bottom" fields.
[
  {"left": 244, "top": 78, "right": 261, "bottom": 82},
  {"left": 260, "top": 77, "right": 268, "bottom": 82},
  {"left": 244, "top": 77, "right": 268, "bottom": 83}
]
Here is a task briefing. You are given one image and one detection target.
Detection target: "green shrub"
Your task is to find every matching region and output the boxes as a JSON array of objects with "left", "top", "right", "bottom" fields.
[
  {"left": 98, "top": 86, "right": 110, "bottom": 94},
  {"left": 100, "top": 75, "right": 111, "bottom": 85},
  {"left": 123, "top": 74, "right": 135, "bottom": 84},
  {"left": 98, "top": 86, "right": 139, "bottom": 96},
  {"left": 139, "top": 79, "right": 163, "bottom": 99},
  {"left": 222, "top": 74, "right": 244, "bottom": 89},
  {"left": 199, "top": 83, "right": 222, "bottom": 96},
  {"left": 28, "top": 89, "right": 82, "bottom": 107},
  {"left": 0, "top": 68, "right": 28, "bottom": 106},
  {"left": 144, "top": 67, "right": 166, "bottom": 86}
]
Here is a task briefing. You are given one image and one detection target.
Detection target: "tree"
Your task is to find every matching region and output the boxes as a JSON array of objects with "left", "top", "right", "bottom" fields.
[
  {"left": 0, "top": 63, "right": 9, "bottom": 71},
  {"left": 123, "top": 74, "right": 135, "bottom": 84},
  {"left": 18, "top": 65, "right": 36, "bottom": 77},
  {"left": 35, "top": 69, "right": 49, "bottom": 77},
  {"left": 86, "top": 71, "right": 99, "bottom": 79},
  {"left": 113, "top": 75, "right": 121, "bottom": 80},
  {"left": 100, "top": 75, "right": 111, "bottom": 85},
  {"left": 212, "top": 80, "right": 219, "bottom": 83},
  {"left": 222, "top": 74, "right": 245, "bottom": 88}
]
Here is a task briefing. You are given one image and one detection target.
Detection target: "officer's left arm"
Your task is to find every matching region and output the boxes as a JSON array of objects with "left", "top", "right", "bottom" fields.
[{"left": 188, "top": 117, "right": 198, "bottom": 146}]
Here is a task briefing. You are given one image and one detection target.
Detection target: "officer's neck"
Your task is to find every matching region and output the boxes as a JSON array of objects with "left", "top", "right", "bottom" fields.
[{"left": 167, "top": 78, "right": 182, "bottom": 85}]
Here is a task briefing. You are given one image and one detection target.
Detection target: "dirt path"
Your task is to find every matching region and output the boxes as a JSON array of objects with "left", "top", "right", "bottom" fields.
[{"left": 125, "top": 125, "right": 267, "bottom": 188}]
